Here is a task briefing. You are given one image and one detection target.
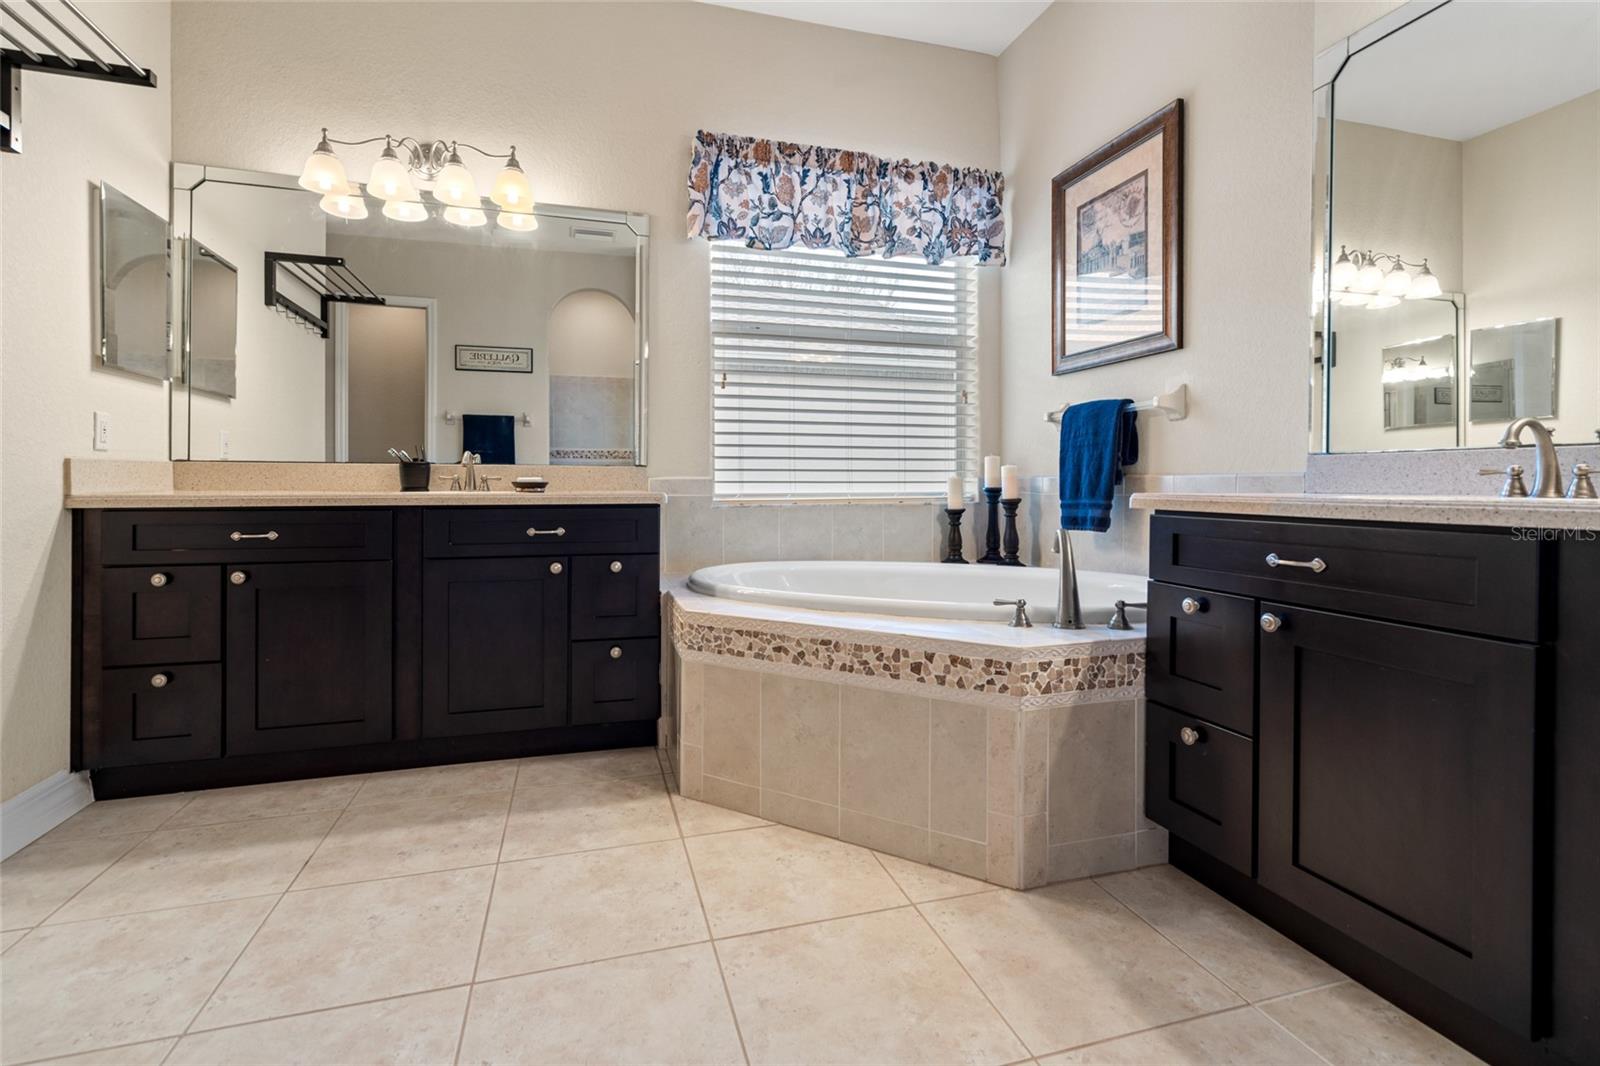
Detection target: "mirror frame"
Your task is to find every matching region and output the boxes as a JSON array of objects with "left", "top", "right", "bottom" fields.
[{"left": 169, "top": 162, "right": 651, "bottom": 466}]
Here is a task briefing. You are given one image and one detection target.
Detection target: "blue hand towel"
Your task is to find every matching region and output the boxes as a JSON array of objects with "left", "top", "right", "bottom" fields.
[
  {"left": 461, "top": 414, "right": 516, "bottom": 465},
  {"left": 1059, "top": 399, "right": 1138, "bottom": 533}
]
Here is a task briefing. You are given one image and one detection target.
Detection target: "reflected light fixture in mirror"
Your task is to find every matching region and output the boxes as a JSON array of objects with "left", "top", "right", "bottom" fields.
[
  {"left": 1330, "top": 245, "right": 1442, "bottom": 304},
  {"left": 382, "top": 194, "right": 428, "bottom": 223},
  {"left": 497, "top": 208, "right": 539, "bottom": 232},
  {"left": 320, "top": 185, "right": 368, "bottom": 220},
  {"left": 299, "top": 129, "right": 534, "bottom": 228},
  {"left": 442, "top": 205, "right": 487, "bottom": 227}
]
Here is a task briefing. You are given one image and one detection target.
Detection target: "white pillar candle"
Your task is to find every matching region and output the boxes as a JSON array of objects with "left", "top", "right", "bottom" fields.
[
  {"left": 1000, "top": 464, "right": 1020, "bottom": 500},
  {"left": 983, "top": 455, "right": 1001, "bottom": 489},
  {"left": 946, "top": 475, "right": 964, "bottom": 510}
]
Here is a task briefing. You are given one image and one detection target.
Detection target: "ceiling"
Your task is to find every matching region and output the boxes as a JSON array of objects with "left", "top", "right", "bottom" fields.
[
  {"left": 1334, "top": 0, "right": 1599, "bottom": 141},
  {"left": 701, "top": 1, "right": 1051, "bottom": 56}
]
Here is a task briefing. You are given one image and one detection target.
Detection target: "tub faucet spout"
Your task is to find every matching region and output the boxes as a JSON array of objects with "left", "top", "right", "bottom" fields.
[{"left": 1051, "top": 528, "right": 1085, "bottom": 630}]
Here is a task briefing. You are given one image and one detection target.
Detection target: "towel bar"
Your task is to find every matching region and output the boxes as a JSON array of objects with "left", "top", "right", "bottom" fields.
[{"left": 1045, "top": 384, "right": 1187, "bottom": 424}]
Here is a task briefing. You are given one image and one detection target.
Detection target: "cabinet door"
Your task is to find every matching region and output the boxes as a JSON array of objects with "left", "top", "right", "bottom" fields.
[
  {"left": 98, "top": 664, "right": 222, "bottom": 766},
  {"left": 102, "top": 565, "right": 221, "bottom": 667},
  {"left": 572, "top": 638, "right": 660, "bottom": 725},
  {"left": 1145, "top": 582, "right": 1256, "bottom": 735},
  {"left": 570, "top": 554, "right": 660, "bottom": 641},
  {"left": 225, "top": 561, "right": 394, "bottom": 755},
  {"left": 1258, "top": 604, "right": 1539, "bottom": 1037},
  {"left": 422, "top": 557, "right": 568, "bottom": 736},
  {"left": 1145, "top": 700, "right": 1254, "bottom": 876}
]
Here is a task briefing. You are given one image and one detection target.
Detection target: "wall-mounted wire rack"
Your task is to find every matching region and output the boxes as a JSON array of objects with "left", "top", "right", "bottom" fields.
[{"left": 264, "top": 251, "right": 385, "bottom": 338}]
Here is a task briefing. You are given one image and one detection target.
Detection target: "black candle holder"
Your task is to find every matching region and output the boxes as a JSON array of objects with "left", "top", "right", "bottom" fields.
[
  {"left": 942, "top": 509, "right": 968, "bottom": 563},
  {"left": 1000, "top": 498, "right": 1024, "bottom": 566},
  {"left": 978, "top": 486, "right": 1005, "bottom": 564}
]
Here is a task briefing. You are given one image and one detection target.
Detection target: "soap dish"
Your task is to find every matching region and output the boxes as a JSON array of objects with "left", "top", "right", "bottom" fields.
[{"left": 512, "top": 477, "right": 549, "bottom": 493}]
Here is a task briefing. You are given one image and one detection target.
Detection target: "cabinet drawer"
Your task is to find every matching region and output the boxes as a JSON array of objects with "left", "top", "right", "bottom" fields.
[
  {"left": 101, "top": 509, "right": 392, "bottom": 565},
  {"left": 424, "top": 506, "right": 658, "bottom": 559},
  {"left": 571, "top": 638, "right": 660, "bottom": 725},
  {"left": 1144, "top": 700, "right": 1254, "bottom": 876},
  {"left": 102, "top": 566, "right": 221, "bottom": 667},
  {"left": 1146, "top": 582, "right": 1256, "bottom": 736},
  {"left": 1150, "top": 515, "right": 1542, "bottom": 641},
  {"left": 95, "top": 664, "right": 222, "bottom": 766},
  {"left": 571, "top": 554, "right": 660, "bottom": 640}
]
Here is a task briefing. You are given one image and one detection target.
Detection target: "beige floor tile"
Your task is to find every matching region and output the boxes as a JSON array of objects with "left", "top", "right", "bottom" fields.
[
  {"left": 40, "top": 794, "right": 189, "bottom": 841},
  {"left": 350, "top": 759, "right": 519, "bottom": 807},
  {"left": 0, "top": 897, "right": 273, "bottom": 1063},
  {"left": 294, "top": 791, "right": 510, "bottom": 888},
  {"left": 46, "top": 814, "right": 334, "bottom": 924},
  {"left": 168, "top": 987, "right": 469, "bottom": 1065},
  {"left": 921, "top": 880, "right": 1243, "bottom": 1054},
  {"left": 459, "top": 943, "right": 744, "bottom": 1065},
  {"left": 1260, "top": 981, "right": 1484, "bottom": 1065},
  {"left": 876, "top": 852, "right": 992, "bottom": 902},
  {"left": 1097, "top": 866, "right": 1341, "bottom": 1002},
  {"left": 685, "top": 824, "right": 907, "bottom": 937},
  {"left": 670, "top": 789, "right": 770, "bottom": 836},
  {"left": 28, "top": 1038, "right": 180, "bottom": 1065},
  {"left": 194, "top": 866, "right": 493, "bottom": 1030},
  {"left": 1041, "top": 1006, "right": 1323, "bottom": 1064},
  {"left": 164, "top": 776, "right": 364, "bottom": 828},
  {"left": 719, "top": 907, "right": 1028, "bottom": 1065},
  {"left": 500, "top": 774, "right": 678, "bottom": 861},
  {"left": 1, "top": 928, "right": 25, "bottom": 951},
  {"left": 1, "top": 835, "right": 143, "bottom": 928},
  {"left": 514, "top": 746, "right": 663, "bottom": 789},
  {"left": 477, "top": 840, "right": 707, "bottom": 980}
]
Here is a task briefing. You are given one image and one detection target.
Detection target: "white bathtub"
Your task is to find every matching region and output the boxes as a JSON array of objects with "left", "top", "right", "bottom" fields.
[{"left": 687, "top": 560, "right": 1146, "bottom": 626}]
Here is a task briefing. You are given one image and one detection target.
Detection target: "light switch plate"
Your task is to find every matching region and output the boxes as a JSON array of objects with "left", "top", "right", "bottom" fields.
[
  {"left": 219, "top": 429, "right": 230, "bottom": 460},
  {"left": 93, "top": 411, "right": 111, "bottom": 451}
]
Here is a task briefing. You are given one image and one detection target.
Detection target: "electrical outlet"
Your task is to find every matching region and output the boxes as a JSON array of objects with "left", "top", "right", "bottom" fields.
[
  {"left": 93, "top": 411, "right": 111, "bottom": 451},
  {"left": 219, "top": 429, "right": 231, "bottom": 460}
]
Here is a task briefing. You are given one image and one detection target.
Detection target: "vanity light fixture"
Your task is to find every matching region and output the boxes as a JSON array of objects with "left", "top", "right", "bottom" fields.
[
  {"left": 1329, "top": 245, "right": 1444, "bottom": 306},
  {"left": 298, "top": 128, "right": 536, "bottom": 227},
  {"left": 1381, "top": 352, "right": 1450, "bottom": 384}
]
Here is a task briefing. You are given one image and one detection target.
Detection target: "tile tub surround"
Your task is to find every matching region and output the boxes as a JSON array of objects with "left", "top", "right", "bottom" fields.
[{"left": 666, "top": 589, "right": 1158, "bottom": 890}]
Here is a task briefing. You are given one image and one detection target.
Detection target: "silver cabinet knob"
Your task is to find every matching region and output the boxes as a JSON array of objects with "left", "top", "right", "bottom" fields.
[
  {"left": 229, "top": 570, "right": 248, "bottom": 585},
  {"left": 609, "top": 560, "right": 623, "bottom": 574},
  {"left": 609, "top": 646, "right": 623, "bottom": 660},
  {"left": 1179, "top": 726, "right": 1200, "bottom": 746},
  {"left": 1260, "top": 612, "right": 1283, "bottom": 634},
  {"left": 1180, "top": 596, "right": 1204, "bottom": 615},
  {"left": 149, "top": 572, "right": 169, "bottom": 588},
  {"left": 549, "top": 562, "right": 563, "bottom": 575},
  {"left": 150, "top": 672, "right": 170, "bottom": 689}
]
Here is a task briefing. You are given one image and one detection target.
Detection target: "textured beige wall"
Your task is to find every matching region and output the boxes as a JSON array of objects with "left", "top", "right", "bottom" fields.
[
  {"left": 170, "top": 0, "right": 1002, "bottom": 479},
  {"left": 0, "top": 3, "right": 173, "bottom": 802},
  {"left": 996, "top": 1, "right": 1315, "bottom": 480},
  {"left": 1314, "top": 0, "right": 1408, "bottom": 52}
]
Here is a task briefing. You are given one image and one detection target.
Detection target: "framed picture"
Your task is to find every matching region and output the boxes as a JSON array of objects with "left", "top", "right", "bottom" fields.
[
  {"left": 1052, "top": 99, "right": 1183, "bottom": 374},
  {"left": 455, "top": 345, "right": 533, "bottom": 373}
]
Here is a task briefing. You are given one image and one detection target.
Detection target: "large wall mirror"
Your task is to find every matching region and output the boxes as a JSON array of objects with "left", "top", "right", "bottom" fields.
[
  {"left": 1312, "top": 0, "right": 1598, "bottom": 453},
  {"left": 170, "top": 164, "right": 649, "bottom": 465}
]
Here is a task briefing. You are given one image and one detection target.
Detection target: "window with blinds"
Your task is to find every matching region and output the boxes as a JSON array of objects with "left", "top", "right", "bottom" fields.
[{"left": 710, "top": 244, "right": 979, "bottom": 500}]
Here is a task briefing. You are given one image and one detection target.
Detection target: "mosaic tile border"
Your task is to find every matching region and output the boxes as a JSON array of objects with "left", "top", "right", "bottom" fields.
[{"left": 669, "top": 598, "right": 1144, "bottom": 707}]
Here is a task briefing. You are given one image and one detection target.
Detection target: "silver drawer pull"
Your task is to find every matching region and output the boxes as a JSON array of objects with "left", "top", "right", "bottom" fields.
[
  {"left": 1180, "top": 596, "right": 1205, "bottom": 615},
  {"left": 549, "top": 562, "right": 563, "bottom": 575},
  {"left": 1260, "top": 612, "right": 1283, "bottom": 634},
  {"left": 150, "top": 672, "right": 170, "bottom": 689},
  {"left": 609, "top": 560, "right": 623, "bottom": 574},
  {"left": 1179, "top": 726, "right": 1200, "bottom": 746},
  {"left": 1265, "top": 552, "right": 1325, "bottom": 573},
  {"left": 230, "top": 530, "right": 280, "bottom": 542},
  {"left": 526, "top": 526, "right": 567, "bottom": 538},
  {"left": 230, "top": 570, "right": 248, "bottom": 585},
  {"left": 149, "top": 572, "right": 169, "bottom": 588},
  {"left": 609, "top": 646, "right": 623, "bottom": 660}
]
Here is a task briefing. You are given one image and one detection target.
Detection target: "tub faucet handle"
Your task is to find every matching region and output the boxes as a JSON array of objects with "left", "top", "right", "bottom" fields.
[
  {"left": 993, "top": 598, "right": 1033, "bottom": 628},
  {"left": 1107, "top": 600, "right": 1147, "bottom": 631}
]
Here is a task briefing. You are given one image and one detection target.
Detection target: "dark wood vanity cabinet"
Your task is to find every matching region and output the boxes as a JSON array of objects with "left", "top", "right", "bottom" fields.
[
  {"left": 74, "top": 503, "right": 661, "bottom": 794},
  {"left": 1146, "top": 512, "right": 1598, "bottom": 1065}
]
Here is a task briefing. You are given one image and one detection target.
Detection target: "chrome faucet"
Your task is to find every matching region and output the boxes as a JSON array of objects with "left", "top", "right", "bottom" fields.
[
  {"left": 459, "top": 450, "right": 482, "bottom": 492},
  {"left": 1498, "top": 418, "right": 1564, "bottom": 498},
  {"left": 1051, "top": 528, "right": 1085, "bottom": 630}
]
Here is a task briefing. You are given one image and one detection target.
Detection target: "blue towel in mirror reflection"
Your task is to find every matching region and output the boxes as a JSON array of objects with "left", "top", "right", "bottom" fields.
[
  {"left": 1059, "top": 398, "right": 1138, "bottom": 533},
  {"left": 461, "top": 414, "right": 516, "bottom": 465}
]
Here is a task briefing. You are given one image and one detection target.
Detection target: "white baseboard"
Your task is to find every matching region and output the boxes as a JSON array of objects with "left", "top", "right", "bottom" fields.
[{"left": 1, "top": 771, "right": 93, "bottom": 859}]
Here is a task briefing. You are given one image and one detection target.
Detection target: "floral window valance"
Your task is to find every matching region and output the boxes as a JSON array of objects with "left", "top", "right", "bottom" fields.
[{"left": 687, "top": 130, "right": 1006, "bottom": 266}]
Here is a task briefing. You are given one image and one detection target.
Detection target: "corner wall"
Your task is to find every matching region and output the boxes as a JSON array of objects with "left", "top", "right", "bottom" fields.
[{"left": 0, "top": 2, "right": 174, "bottom": 802}]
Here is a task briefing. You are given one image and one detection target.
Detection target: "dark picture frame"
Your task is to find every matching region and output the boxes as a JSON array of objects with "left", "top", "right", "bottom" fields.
[
  {"left": 1052, "top": 99, "right": 1183, "bottom": 375},
  {"left": 454, "top": 344, "right": 533, "bottom": 373}
]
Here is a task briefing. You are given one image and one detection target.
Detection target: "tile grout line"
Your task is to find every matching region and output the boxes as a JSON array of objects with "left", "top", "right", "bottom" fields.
[
  {"left": 1087, "top": 875, "right": 1253, "bottom": 1008},
  {"left": 672, "top": 788, "right": 753, "bottom": 1066},
  {"left": 1251, "top": 1002, "right": 1339, "bottom": 1066},
  {"left": 1030, "top": 1001, "right": 1300, "bottom": 1061},
  {"left": 17, "top": 830, "right": 152, "bottom": 930},
  {"left": 900, "top": 885, "right": 1034, "bottom": 1060}
]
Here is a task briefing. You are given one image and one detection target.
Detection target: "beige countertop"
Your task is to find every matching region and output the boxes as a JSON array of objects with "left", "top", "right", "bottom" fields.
[
  {"left": 1130, "top": 491, "right": 1600, "bottom": 531},
  {"left": 64, "top": 489, "right": 664, "bottom": 509}
]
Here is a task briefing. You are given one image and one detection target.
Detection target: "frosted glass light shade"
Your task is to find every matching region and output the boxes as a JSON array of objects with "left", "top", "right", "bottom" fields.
[
  {"left": 1406, "top": 261, "right": 1442, "bottom": 300},
  {"left": 299, "top": 145, "right": 349, "bottom": 195},
  {"left": 443, "top": 205, "right": 488, "bottom": 227},
  {"left": 368, "top": 148, "right": 416, "bottom": 202},
  {"left": 383, "top": 197, "right": 428, "bottom": 223},
  {"left": 490, "top": 160, "right": 533, "bottom": 209},
  {"left": 320, "top": 187, "right": 368, "bottom": 220},
  {"left": 1339, "top": 290, "right": 1370, "bottom": 307},
  {"left": 497, "top": 208, "right": 539, "bottom": 232},
  {"left": 1356, "top": 257, "right": 1385, "bottom": 293},
  {"left": 1329, "top": 246, "right": 1358, "bottom": 291},
  {"left": 1381, "top": 262, "right": 1412, "bottom": 296},
  {"left": 432, "top": 153, "right": 480, "bottom": 208},
  {"left": 1367, "top": 293, "right": 1400, "bottom": 309}
]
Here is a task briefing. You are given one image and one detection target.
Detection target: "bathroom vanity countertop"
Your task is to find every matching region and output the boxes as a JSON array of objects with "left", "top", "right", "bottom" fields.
[
  {"left": 1130, "top": 491, "right": 1600, "bottom": 531},
  {"left": 63, "top": 489, "right": 665, "bottom": 509}
]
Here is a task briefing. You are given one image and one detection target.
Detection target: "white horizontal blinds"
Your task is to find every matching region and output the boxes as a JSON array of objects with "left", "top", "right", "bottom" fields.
[{"left": 711, "top": 245, "right": 978, "bottom": 500}]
